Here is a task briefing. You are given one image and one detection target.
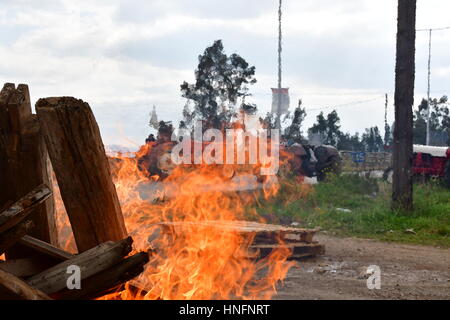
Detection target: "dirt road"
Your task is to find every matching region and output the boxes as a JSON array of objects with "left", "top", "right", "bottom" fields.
[{"left": 275, "top": 234, "right": 450, "bottom": 300}]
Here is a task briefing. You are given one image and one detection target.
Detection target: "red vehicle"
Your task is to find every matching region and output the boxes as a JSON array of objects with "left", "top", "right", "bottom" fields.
[{"left": 384, "top": 145, "right": 450, "bottom": 187}]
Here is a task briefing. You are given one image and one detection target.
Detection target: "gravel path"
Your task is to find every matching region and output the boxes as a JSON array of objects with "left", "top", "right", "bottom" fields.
[{"left": 275, "top": 234, "right": 450, "bottom": 300}]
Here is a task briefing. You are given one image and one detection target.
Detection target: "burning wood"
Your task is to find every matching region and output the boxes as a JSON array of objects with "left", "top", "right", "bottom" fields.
[
  {"left": 17, "top": 235, "right": 74, "bottom": 263},
  {"left": 0, "top": 88, "right": 150, "bottom": 300},
  {"left": 0, "top": 258, "right": 51, "bottom": 278},
  {"left": 0, "top": 84, "right": 57, "bottom": 250},
  {"left": 35, "top": 97, "right": 127, "bottom": 252},
  {"left": 0, "top": 185, "right": 52, "bottom": 234},
  {"left": 0, "top": 268, "right": 51, "bottom": 300},
  {"left": 53, "top": 251, "right": 149, "bottom": 300},
  {"left": 0, "top": 220, "right": 34, "bottom": 255},
  {"left": 0, "top": 212, "right": 149, "bottom": 300},
  {"left": 1, "top": 84, "right": 325, "bottom": 300},
  {"left": 151, "top": 221, "right": 324, "bottom": 260},
  {"left": 27, "top": 237, "right": 138, "bottom": 295}
]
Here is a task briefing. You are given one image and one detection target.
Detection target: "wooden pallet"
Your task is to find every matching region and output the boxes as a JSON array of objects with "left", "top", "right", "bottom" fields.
[{"left": 151, "top": 221, "right": 325, "bottom": 260}]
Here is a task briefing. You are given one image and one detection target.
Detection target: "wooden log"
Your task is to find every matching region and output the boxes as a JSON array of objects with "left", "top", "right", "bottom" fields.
[
  {"left": 4, "top": 235, "right": 73, "bottom": 274},
  {"left": 4, "top": 240, "right": 72, "bottom": 275},
  {"left": 18, "top": 235, "right": 73, "bottom": 262},
  {"left": 0, "top": 220, "right": 34, "bottom": 255},
  {"left": 36, "top": 97, "right": 127, "bottom": 252},
  {"left": 27, "top": 237, "right": 133, "bottom": 294},
  {"left": 0, "top": 201, "right": 13, "bottom": 215},
  {"left": 53, "top": 251, "right": 149, "bottom": 300},
  {"left": 0, "top": 258, "right": 51, "bottom": 278},
  {"left": 0, "top": 268, "right": 51, "bottom": 300},
  {"left": 0, "top": 83, "right": 57, "bottom": 247},
  {"left": 0, "top": 184, "right": 52, "bottom": 234}
]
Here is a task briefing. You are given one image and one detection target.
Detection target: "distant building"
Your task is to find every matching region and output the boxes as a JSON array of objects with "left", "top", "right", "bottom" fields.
[{"left": 149, "top": 105, "right": 159, "bottom": 129}]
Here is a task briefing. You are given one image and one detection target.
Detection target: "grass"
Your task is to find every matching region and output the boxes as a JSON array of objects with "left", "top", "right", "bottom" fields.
[{"left": 254, "top": 173, "right": 450, "bottom": 247}]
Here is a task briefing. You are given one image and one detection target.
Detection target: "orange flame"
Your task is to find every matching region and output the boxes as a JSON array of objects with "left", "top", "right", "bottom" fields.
[{"left": 56, "top": 139, "right": 298, "bottom": 300}]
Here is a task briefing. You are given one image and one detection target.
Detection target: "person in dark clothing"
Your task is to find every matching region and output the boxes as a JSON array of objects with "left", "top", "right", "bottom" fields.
[{"left": 145, "top": 134, "right": 156, "bottom": 144}]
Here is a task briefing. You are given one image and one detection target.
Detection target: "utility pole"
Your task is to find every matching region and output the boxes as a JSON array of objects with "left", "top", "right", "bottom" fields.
[
  {"left": 426, "top": 29, "right": 432, "bottom": 145},
  {"left": 276, "top": 0, "right": 283, "bottom": 130},
  {"left": 392, "top": 0, "right": 416, "bottom": 212},
  {"left": 384, "top": 93, "right": 389, "bottom": 148},
  {"left": 385, "top": 93, "right": 388, "bottom": 129}
]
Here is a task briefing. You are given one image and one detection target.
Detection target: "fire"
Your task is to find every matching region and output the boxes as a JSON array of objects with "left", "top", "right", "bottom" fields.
[{"left": 56, "top": 139, "right": 297, "bottom": 300}]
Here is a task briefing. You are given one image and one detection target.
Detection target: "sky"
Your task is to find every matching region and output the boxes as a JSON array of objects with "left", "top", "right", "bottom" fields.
[{"left": 1, "top": 0, "right": 449, "bottom": 148}]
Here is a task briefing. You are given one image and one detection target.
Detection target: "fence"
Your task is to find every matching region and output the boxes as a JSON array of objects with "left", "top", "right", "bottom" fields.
[{"left": 340, "top": 151, "right": 392, "bottom": 172}]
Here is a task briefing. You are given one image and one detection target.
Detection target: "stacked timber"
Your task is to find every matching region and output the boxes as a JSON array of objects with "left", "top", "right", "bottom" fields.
[{"left": 0, "top": 84, "right": 149, "bottom": 300}]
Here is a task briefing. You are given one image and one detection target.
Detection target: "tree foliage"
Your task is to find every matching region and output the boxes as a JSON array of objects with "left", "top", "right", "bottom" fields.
[
  {"left": 309, "top": 110, "right": 341, "bottom": 146},
  {"left": 413, "top": 96, "right": 450, "bottom": 146},
  {"left": 362, "top": 126, "right": 384, "bottom": 152},
  {"left": 180, "top": 40, "right": 257, "bottom": 130},
  {"left": 284, "top": 100, "right": 307, "bottom": 143}
]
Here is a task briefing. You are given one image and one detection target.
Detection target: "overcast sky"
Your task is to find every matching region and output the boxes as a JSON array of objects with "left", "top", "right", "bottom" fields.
[{"left": 1, "top": 0, "right": 449, "bottom": 148}]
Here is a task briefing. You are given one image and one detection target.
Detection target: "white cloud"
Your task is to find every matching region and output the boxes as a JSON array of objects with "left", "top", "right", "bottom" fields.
[{"left": 1, "top": 0, "right": 450, "bottom": 146}]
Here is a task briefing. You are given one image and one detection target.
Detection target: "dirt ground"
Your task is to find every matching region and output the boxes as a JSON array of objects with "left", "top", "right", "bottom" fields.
[{"left": 274, "top": 234, "right": 450, "bottom": 300}]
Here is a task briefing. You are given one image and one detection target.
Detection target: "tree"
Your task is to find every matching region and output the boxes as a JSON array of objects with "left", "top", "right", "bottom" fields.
[
  {"left": 309, "top": 110, "right": 341, "bottom": 146},
  {"left": 260, "top": 112, "right": 277, "bottom": 131},
  {"left": 392, "top": 0, "right": 416, "bottom": 212},
  {"left": 284, "top": 100, "right": 307, "bottom": 143},
  {"left": 325, "top": 110, "right": 341, "bottom": 146},
  {"left": 180, "top": 40, "right": 257, "bottom": 130},
  {"left": 414, "top": 96, "right": 450, "bottom": 146},
  {"left": 362, "top": 126, "right": 384, "bottom": 152},
  {"left": 413, "top": 106, "right": 427, "bottom": 145},
  {"left": 337, "top": 132, "right": 364, "bottom": 151}
]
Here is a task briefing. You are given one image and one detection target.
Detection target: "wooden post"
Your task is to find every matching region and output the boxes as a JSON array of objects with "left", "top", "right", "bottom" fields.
[
  {"left": 393, "top": 0, "right": 416, "bottom": 211},
  {"left": 0, "top": 83, "right": 58, "bottom": 251},
  {"left": 36, "top": 97, "right": 127, "bottom": 252}
]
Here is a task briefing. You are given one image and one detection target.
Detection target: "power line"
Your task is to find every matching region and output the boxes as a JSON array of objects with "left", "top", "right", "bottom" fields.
[
  {"left": 305, "top": 96, "right": 385, "bottom": 112},
  {"left": 417, "top": 26, "right": 450, "bottom": 32}
]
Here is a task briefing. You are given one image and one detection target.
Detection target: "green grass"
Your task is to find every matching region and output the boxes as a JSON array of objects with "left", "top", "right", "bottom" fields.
[{"left": 254, "top": 174, "right": 450, "bottom": 247}]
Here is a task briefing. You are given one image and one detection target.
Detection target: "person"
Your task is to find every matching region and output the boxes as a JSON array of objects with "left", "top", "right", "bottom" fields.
[
  {"left": 314, "top": 145, "right": 341, "bottom": 181},
  {"left": 145, "top": 134, "right": 156, "bottom": 144}
]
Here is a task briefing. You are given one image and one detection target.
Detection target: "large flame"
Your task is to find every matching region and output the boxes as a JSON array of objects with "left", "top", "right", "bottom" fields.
[{"left": 56, "top": 140, "right": 297, "bottom": 300}]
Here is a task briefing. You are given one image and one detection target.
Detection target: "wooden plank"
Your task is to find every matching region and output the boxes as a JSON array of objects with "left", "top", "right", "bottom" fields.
[
  {"left": 27, "top": 237, "right": 133, "bottom": 294},
  {"left": 153, "top": 221, "right": 319, "bottom": 234},
  {"left": 0, "top": 268, "right": 51, "bottom": 300},
  {"left": 18, "top": 235, "right": 74, "bottom": 262},
  {"left": 0, "top": 220, "right": 34, "bottom": 255},
  {"left": 0, "top": 83, "right": 57, "bottom": 249},
  {"left": 53, "top": 251, "right": 149, "bottom": 300},
  {"left": 0, "top": 185, "right": 52, "bottom": 234},
  {"left": 152, "top": 221, "right": 319, "bottom": 244},
  {"left": 36, "top": 97, "right": 127, "bottom": 252},
  {"left": 0, "top": 258, "right": 51, "bottom": 278}
]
